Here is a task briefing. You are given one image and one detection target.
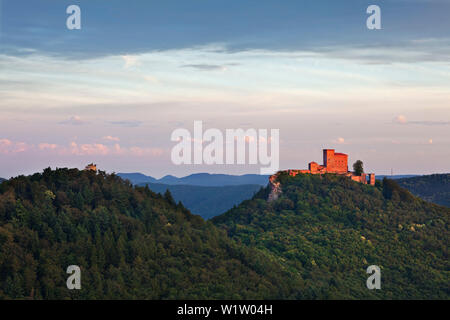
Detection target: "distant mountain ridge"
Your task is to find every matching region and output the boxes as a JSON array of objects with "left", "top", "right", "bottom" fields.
[
  {"left": 138, "top": 182, "right": 262, "bottom": 219},
  {"left": 118, "top": 172, "right": 422, "bottom": 187},
  {"left": 115, "top": 173, "right": 158, "bottom": 184},
  {"left": 396, "top": 174, "right": 450, "bottom": 207},
  {"left": 375, "top": 174, "right": 419, "bottom": 180},
  {"left": 118, "top": 172, "right": 270, "bottom": 186},
  {"left": 0, "top": 178, "right": 5, "bottom": 183},
  {"left": 119, "top": 172, "right": 450, "bottom": 213}
]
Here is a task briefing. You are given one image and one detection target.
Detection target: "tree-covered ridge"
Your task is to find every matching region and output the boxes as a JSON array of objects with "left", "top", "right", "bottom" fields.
[
  {"left": 0, "top": 168, "right": 299, "bottom": 299},
  {"left": 212, "top": 173, "right": 449, "bottom": 299},
  {"left": 396, "top": 174, "right": 450, "bottom": 207}
]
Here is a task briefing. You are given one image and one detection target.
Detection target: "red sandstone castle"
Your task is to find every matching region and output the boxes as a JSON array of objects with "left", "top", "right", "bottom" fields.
[
  {"left": 275, "top": 149, "right": 375, "bottom": 185},
  {"left": 268, "top": 149, "right": 375, "bottom": 201},
  {"left": 84, "top": 163, "right": 97, "bottom": 172}
]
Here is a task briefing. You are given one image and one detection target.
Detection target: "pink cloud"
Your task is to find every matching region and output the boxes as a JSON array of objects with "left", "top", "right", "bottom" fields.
[
  {"left": 69, "top": 142, "right": 109, "bottom": 156},
  {"left": 129, "top": 146, "right": 164, "bottom": 157},
  {"left": 0, "top": 139, "right": 29, "bottom": 154},
  {"left": 39, "top": 143, "right": 58, "bottom": 150},
  {"left": 394, "top": 115, "right": 407, "bottom": 124},
  {"left": 59, "top": 116, "right": 87, "bottom": 126},
  {"left": 331, "top": 137, "right": 347, "bottom": 144},
  {"left": 0, "top": 138, "right": 164, "bottom": 159},
  {"left": 103, "top": 136, "right": 120, "bottom": 142},
  {"left": 14, "top": 142, "right": 28, "bottom": 153},
  {"left": 0, "top": 139, "right": 12, "bottom": 150}
]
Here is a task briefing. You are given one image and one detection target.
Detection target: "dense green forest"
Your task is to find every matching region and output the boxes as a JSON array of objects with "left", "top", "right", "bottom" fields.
[
  {"left": 0, "top": 168, "right": 300, "bottom": 299},
  {"left": 0, "top": 169, "right": 448, "bottom": 299},
  {"left": 137, "top": 182, "right": 262, "bottom": 219},
  {"left": 396, "top": 174, "right": 450, "bottom": 207},
  {"left": 212, "top": 173, "right": 449, "bottom": 299}
]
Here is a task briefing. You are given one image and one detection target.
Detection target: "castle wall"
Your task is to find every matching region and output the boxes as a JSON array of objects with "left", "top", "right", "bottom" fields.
[
  {"left": 309, "top": 162, "right": 326, "bottom": 174},
  {"left": 369, "top": 173, "right": 376, "bottom": 186}
]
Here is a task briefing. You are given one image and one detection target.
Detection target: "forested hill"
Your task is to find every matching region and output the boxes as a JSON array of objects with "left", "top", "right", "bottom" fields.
[
  {"left": 212, "top": 173, "right": 450, "bottom": 299},
  {"left": 0, "top": 168, "right": 300, "bottom": 299},
  {"left": 0, "top": 178, "right": 5, "bottom": 183},
  {"left": 396, "top": 174, "right": 450, "bottom": 207}
]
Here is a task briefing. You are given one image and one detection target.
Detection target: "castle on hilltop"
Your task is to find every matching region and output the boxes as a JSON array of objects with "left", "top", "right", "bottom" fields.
[
  {"left": 84, "top": 163, "right": 97, "bottom": 172},
  {"left": 268, "top": 149, "right": 375, "bottom": 201},
  {"left": 284, "top": 149, "right": 375, "bottom": 185}
]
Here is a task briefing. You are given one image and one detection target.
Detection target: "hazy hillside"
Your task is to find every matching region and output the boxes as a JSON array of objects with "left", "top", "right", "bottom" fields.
[
  {"left": 0, "top": 178, "right": 5, "bottom": 183},
  {"left": 115, "top": 173, "right": 157, "bottom": 184},
  {"left": 396, "top": 174, "right": 450, "bottom": 207},
  {"left": 160, "top": 173, "right": 269, "bottom": 186},
  {"left": 139, "top": 183, "right": 262, "bottom": 219},
  {"left": 213, "top": 173, "right": 449, "bottom": 299},
  {"left": 0, "top": 168, "right": 299, "bottom": 299},
  {"left": 375, "top": 175, "right": 418, "bottom": 180},
  {"left": 118, "top": 172, "right": 269, "bottom": 187}
]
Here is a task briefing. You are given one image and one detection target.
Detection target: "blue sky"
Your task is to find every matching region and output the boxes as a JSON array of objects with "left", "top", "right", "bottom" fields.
[
  {"left": 3, "top": 0, "right": 450, "bottom": 58},
  {"left": 1, "top": 0, "right": 450, "bottom": 177}
]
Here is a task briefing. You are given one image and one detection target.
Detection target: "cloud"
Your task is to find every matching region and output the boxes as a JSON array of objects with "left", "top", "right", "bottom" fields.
[
  {"left": 67, "top": 142, "right": 163, "bottom": 157},
  {"left": 103, "top": 136, "right": 120, "bottom": 142},
  {"left": 0, "top": 139, "right": 13, "bottom": 153},
  {"left": 0, "top": 138, "right": 29, "bottom": 154},
  {"left": 143, "top": 75, "right": 159, "bottom": 84},
  {"left": 311, "top": 38, "right": 450, "bottom": 64},
  {"left": 0, "top": 139, "right": 164, "bottom": 158},
  {"left": 128, "top": 146, "right": 164, "bottom": 157},
  {"left": 59, "top": 116, "right": 87, "bottom": 125},
  {"left": 181, "top": 64, "right": 231, "bottom": 71},
  {"left": 4, "top": 1, "right": 450, "bottom": 63},
  {"left": 121, "top": 55, "right": 140, "bottom": 69},
  {"left": 110, "top": 144, "right": 163, "bottom": 157},
  {"left": 410, "top": 121, "right": 450, "bottom": 126},
  {"left": 331, "top": 137, "right": 346, "bottom": 144},
  {"left": 69, "top": 142, "right": 109, "bottom": 156},
  {"left": 38, "top": 143, "right": 58, "bottom": 150},
  {"left": 0, "top": 139, "right": 12, "bottom": 146},
  {"left": 394, "top": 115, "right": 450, "bottom": 126},
  {"left": 394, "top": 115, "right": 408, "bottom": 124},
  {"left": 108, "top": 120, "right": 143, "bottom": 127},
  {"left": 60, "top": 141, "right": 164, "bottom": 157},
  {"left": 13, "top": 142, "right": 27, "bottom": 153}
]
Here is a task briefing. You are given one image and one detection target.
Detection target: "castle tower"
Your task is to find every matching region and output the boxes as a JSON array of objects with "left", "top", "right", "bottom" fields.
[
  {"left": 323, "top": 149, "right": 348, "bottom": 174},
  {"left": 323, "top": 149, "right": 335, "bottom": 168},
  {"left": 84, "top": 163, "right": 97, "bottom": 172}
]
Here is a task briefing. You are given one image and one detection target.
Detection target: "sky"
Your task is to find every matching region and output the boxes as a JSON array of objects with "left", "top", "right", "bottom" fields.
[{"left": 1, "top": 0, "right": 450, "bottom": 178}]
